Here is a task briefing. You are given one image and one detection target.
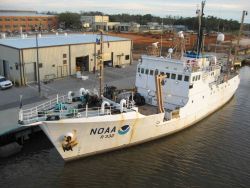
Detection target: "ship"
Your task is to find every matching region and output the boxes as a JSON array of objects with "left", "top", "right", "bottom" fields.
[{"left": 18, "top": 2, "right": 240, "bottom": 161}]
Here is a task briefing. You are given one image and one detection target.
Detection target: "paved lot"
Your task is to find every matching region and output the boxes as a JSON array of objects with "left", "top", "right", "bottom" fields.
[{"left": 0, "top": 62, "right": 138, "bottom": 135}]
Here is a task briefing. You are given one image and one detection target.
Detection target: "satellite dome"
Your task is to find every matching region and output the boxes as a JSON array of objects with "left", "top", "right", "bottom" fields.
[
  {"left": 217, "top": 33, "right": 225, "bottom": 42},
  {"left": 168, "top": 48, "right": 173, "bottom": 54}
]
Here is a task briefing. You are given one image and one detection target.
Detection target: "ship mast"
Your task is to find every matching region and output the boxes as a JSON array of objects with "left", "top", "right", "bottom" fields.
[
  {"left": 98, "top": 30, "right": 104, "bottom": 97},
  {"left": 196, "top": 1, "right": 206, "bottom": 57}
]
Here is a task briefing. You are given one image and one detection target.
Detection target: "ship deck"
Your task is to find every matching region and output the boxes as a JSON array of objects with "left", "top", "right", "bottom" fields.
[{"left": 138, "top": 104, "right": 158, "bottom": 115}]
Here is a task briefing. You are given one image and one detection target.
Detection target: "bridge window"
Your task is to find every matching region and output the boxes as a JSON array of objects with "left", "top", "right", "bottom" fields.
[
  {"left": 145, "top": 69, "right": 149, "bottom": 75},
  {"left": 197, "top": 75, "right": 201, "bottom": 80},
  {"left": 184, "top": 76, "right": 189, "bottom": 82},
  {"left": 141, "top": 68, "right": 144, "bottom": 74},
  {"left": 166, "top": 72, "right": 170, "bottom": 78},
  {"left": 171, "top": 73, "right": 176, "bottom": 80},
  {"left": 150, "top": 70, "right": 154, "bottom": 75},
  {"left": 192, "top": 76, "right": 195, "bottom": 82},
  {"left": 155, "top": 69, "right": 159, "bottom": 75},
  {"left": 178, "top": 75, "right": 182, "bottom": 81},
  {"left": 138, "top": 67, "right": 140, "bottom": 73}
]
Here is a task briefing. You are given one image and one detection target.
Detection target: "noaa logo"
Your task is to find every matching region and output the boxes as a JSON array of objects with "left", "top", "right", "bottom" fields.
[{"left": 118, "top": 125, "right": 130, "bottom": 135}]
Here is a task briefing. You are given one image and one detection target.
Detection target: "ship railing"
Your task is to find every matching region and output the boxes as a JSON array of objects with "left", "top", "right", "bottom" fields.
[
  {"left": 21, "top": 95, "right": 67, "bottom": 122},
  {"left": 21, "top": 104, "right": 134, "bottom": 124}
]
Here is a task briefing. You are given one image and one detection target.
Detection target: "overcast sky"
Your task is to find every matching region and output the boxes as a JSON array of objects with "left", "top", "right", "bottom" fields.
[{"left": 1, "top": 0, "right": 249, "bottom": 23}]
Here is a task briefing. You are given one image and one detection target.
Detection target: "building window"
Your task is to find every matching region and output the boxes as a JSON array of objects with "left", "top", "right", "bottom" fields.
[
  {"left": 184, "top": 76, "right": 189, "bottom": 82},
  {"left": 171, "top": 73, "right": 176, "bottom": 80},
  {"left": 150, "top": 70, "right": 154, "bottom": 75},
  {"left": 13, "top": 18, "right": 18, "bottom": 21},
  {"left": 21, "top": 18, "right": 26, "bottom": 21},
  {"left": 178, "top": 75, "right": 182, "bottom": 81},
  {"left": 39, "top": 63, "right": 43, "bottom": 68},
  {"left": 0, "top": 18, "right": 2, "bottom": 21},
  {"left": 13, "top": 25, "right": 18, "bottom": 28},
  {"left": 5, "top": 18, "right": 10, "bottom": 21},
  {"left": 28, "top": 18, "right": 33, "bottom": 21},
  {"left": 63, "top": 60, "right": 67, "bottom": 64},
  {"left": 125, "top": 55, "right": 130, "bottom": 60},
  {"left": 0, "top": 25, "right": 2, "bottom": 29},
  {"left": 15, "top": 63, "right": 19, "bottom": 70},
  {"left": 63, "top": 54, "right": 67, "bottom": 58},
  {"left": 195, "top": 75, "right": 199, "bottom": 81},
  {"left": 5, "top": 25, "right": 11, "bottom": 29},
  {"left": 21, "top": 25, "right": 26, "bottom": 28},
  {"left": 43, "top": 18, "right": 47, "bottom": 21}
]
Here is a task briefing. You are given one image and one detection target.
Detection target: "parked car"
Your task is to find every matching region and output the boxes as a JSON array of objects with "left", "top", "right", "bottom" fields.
[
  {"left": 57, "top": 28, "right": 64, "bottom": 33},
  {"left": 0, "top": 76, "right": 13, "bottom": 89}
]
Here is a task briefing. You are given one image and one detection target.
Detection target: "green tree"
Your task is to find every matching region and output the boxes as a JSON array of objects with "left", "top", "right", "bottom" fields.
[{"left": 58, "top": 12, "right": 81, "bottom": 29}]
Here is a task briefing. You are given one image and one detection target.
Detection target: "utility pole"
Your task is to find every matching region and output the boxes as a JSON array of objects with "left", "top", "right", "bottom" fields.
[{"left": 160, "top": 18, "right": 163, "bottom": 57}]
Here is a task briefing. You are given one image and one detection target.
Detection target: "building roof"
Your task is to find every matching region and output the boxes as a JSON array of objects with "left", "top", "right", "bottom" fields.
[
  {"left": 0, "top": 10, "right": 55, "bottom": 17},
  {"left": 0, "top": 13, "right": 55, "bottom": 17},
  {"left": 0, "top": 34, "right": 130, "bottom": 49}
]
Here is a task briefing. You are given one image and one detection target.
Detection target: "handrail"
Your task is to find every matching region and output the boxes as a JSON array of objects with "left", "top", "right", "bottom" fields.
[
  {"left": 21, "top": 104, "right": 134, "bottom": 124},
  {"left": 22, "top": 95, "right": 67, "bottom": 114}
]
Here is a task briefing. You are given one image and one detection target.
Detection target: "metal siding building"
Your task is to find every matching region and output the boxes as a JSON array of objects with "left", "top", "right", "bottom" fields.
[{"left": 0, "top": 34, "right": 132, "bottom": 85}]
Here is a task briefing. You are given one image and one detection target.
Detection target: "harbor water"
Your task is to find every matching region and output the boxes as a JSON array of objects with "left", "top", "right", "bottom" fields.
[{"left": 0, "top": 66, "right": 250, "bottom": 188}]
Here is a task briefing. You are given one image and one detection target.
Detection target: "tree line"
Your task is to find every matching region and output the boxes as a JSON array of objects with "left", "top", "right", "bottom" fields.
[{"left": 43, "top": 11, "right": 241, "bottom": 32}]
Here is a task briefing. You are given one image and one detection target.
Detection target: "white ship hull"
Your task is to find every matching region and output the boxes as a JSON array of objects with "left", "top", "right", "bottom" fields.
[{"left": 39, "top": 75, "right": 240, "bottom": 161}]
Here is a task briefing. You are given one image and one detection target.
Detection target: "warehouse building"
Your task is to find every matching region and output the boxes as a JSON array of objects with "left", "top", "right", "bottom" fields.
[{"left": 0, "top": 34, "right": 132, "bottom": 85}]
